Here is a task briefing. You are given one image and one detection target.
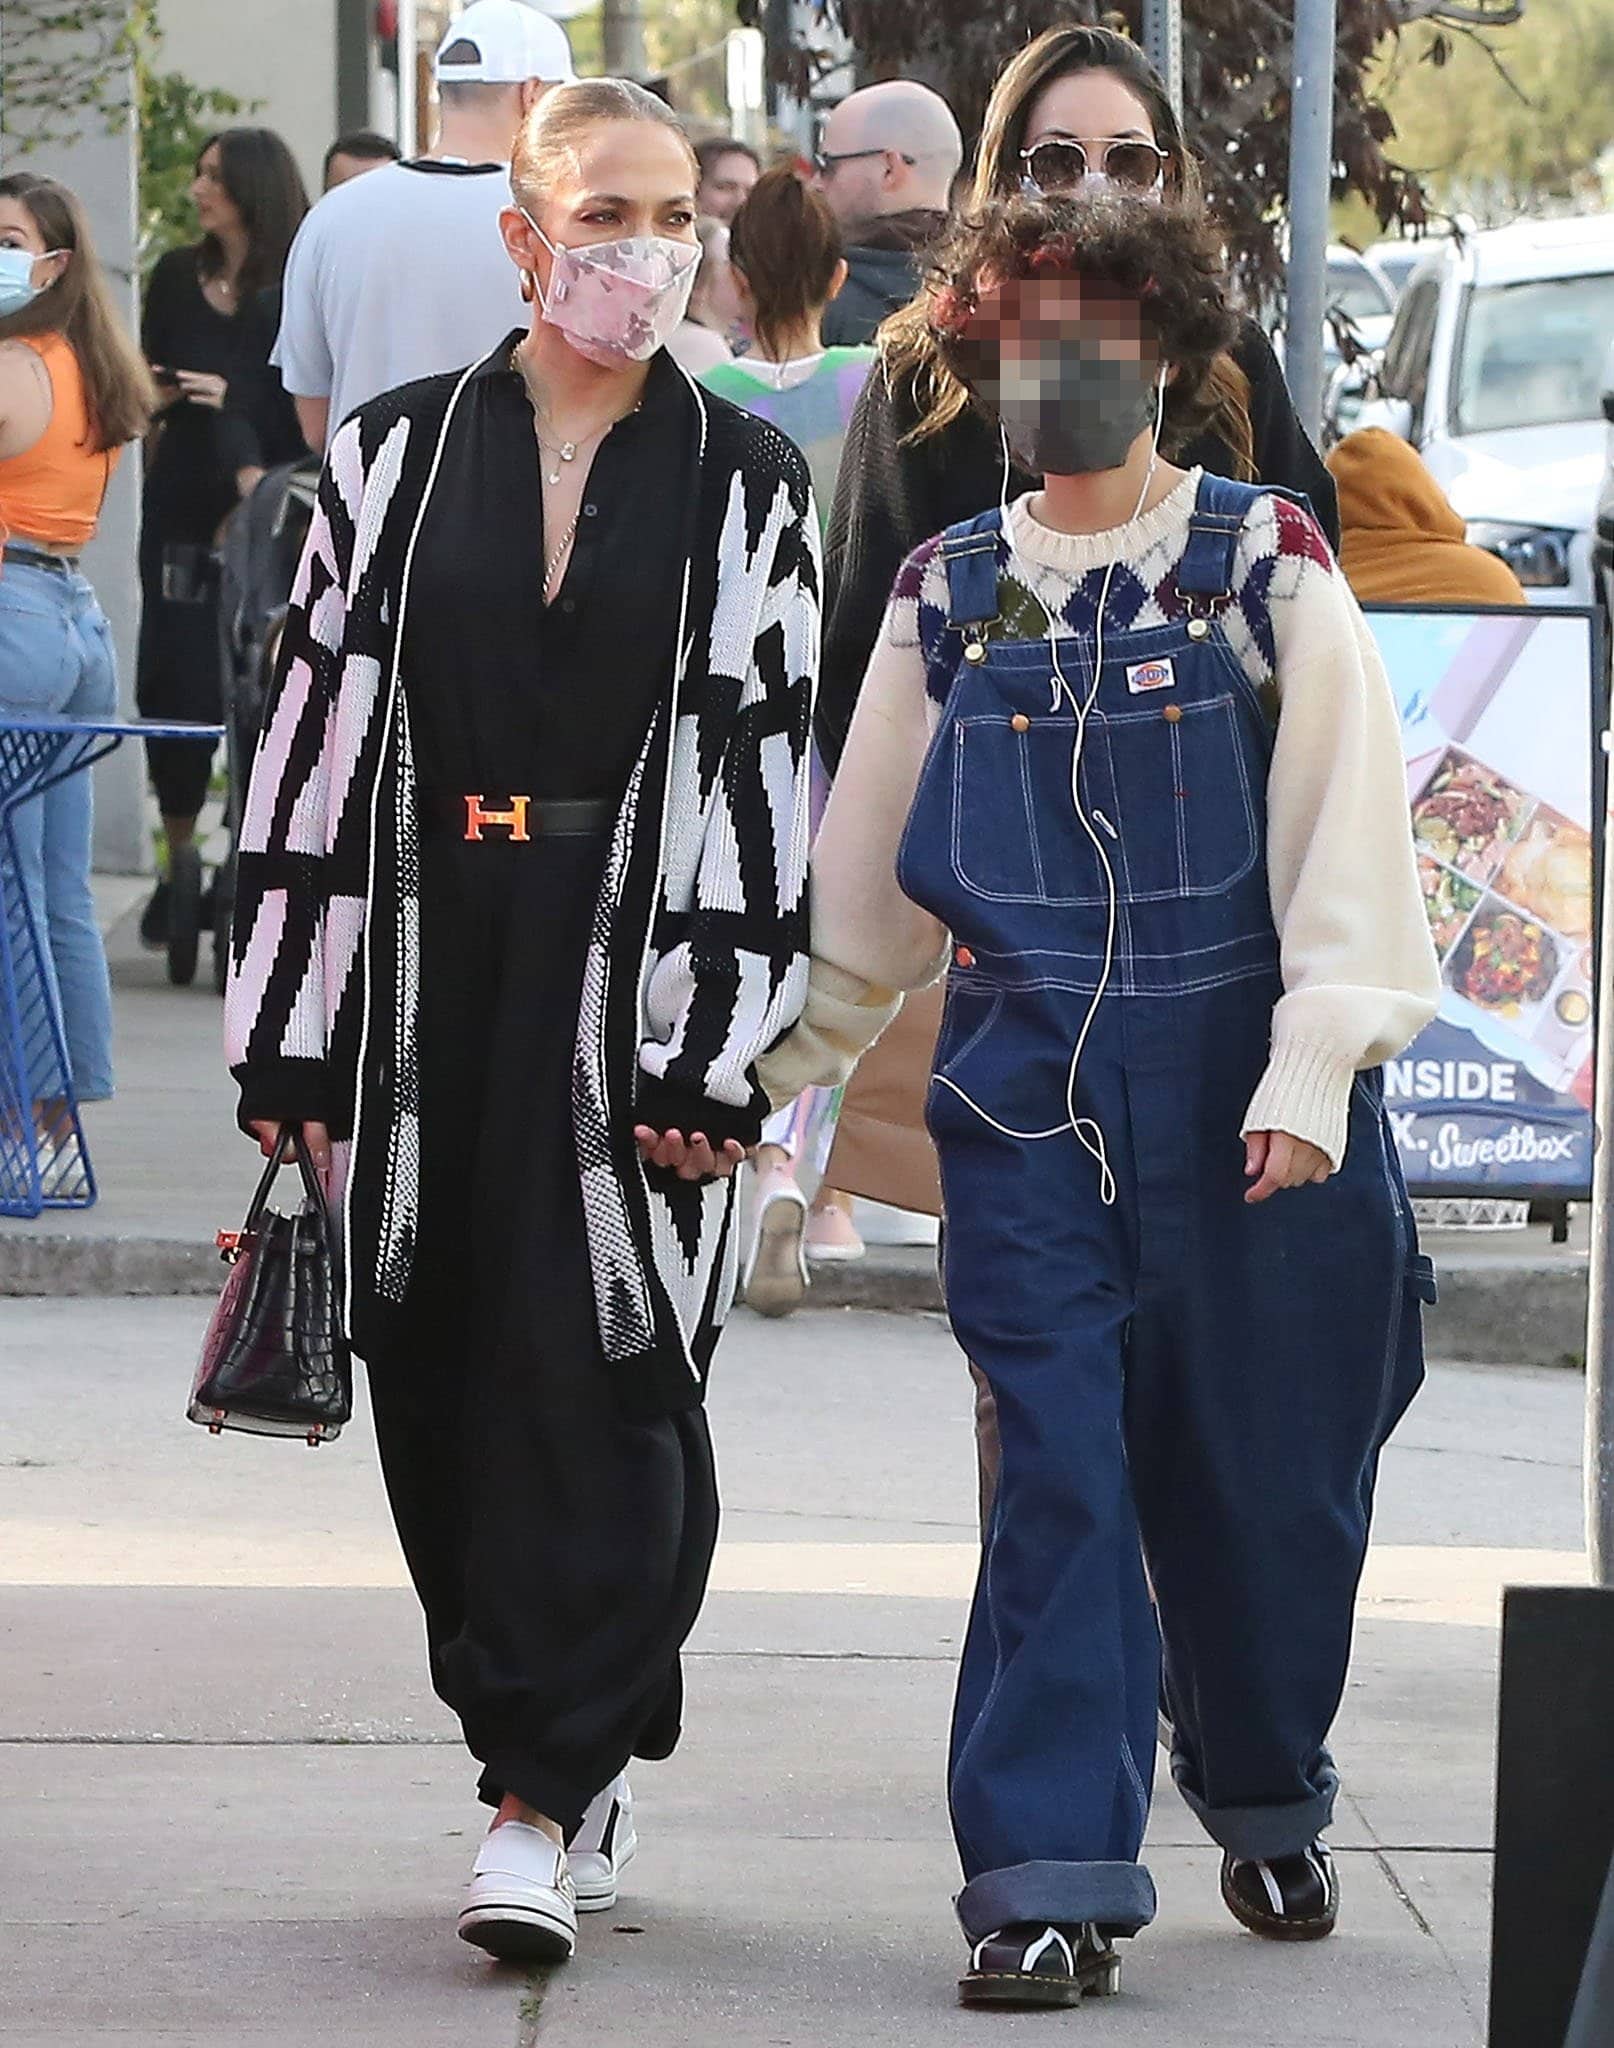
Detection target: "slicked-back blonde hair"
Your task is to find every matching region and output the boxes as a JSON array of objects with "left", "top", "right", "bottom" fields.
[{"left": 511, "top": 77, "right": 697, "bottom": 218}]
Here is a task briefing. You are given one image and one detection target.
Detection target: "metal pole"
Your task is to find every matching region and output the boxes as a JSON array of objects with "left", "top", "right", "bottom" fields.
[
  {"left": 1284, "top": 0, "right": 1338, "bottom": 444},
  {"left": 601, "top": 0, "right": 647, "bottom": 79},
  {"left": 398, "top": 0, "right": 420, "bottom": 155},
  {"left": 1587, "top": 727, "right": 1614, "bottom": 1584},
  {"left": 337, "top": 0, "right": 375, "bottom": 136},
  {"left": 1141, "top": 0, "right": 1184, "bottom": 118}
]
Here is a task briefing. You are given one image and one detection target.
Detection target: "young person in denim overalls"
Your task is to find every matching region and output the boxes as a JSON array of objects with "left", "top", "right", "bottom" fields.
[{"left": 761, "top": 195, "right": 1442, "bottom": 2008}]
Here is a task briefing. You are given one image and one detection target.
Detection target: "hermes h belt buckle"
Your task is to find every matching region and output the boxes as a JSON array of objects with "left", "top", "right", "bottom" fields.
[{"left": 463, "top": 794, "right": 532, "bottom": 842}]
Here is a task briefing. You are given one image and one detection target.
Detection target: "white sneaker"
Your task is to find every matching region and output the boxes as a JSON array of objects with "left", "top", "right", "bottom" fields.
[
  {"left": 569, "top": 1773, "right": 637, "bottom": 1913},
  {"left": 743, "top": 1179, "right": 809, "bottom": 1317},
  {"left": 458, "top": 1820, "right": 578, "bottom": 1963}
]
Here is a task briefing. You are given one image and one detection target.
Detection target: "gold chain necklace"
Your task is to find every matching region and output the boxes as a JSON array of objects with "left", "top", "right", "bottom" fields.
[
  {"left": 543, "top": 512, "right": 580, "bottom": 603},
  {"left": 509, "top": 345, "right": 642, "bottom": 486}
]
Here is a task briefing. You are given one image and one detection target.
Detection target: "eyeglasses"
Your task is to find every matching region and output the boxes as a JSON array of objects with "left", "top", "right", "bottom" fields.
[
  {"left": 814, "top": 146, "right": 917, "bottom": 177},
  {"left": 1019, "top": 137, "right": 1171, "bottom": 195}
]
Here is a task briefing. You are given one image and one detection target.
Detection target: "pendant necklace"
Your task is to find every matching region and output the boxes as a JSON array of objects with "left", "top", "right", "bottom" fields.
[
  {"left": 538, "top": 439, "right": 576, "bottom": 489},
  {"left": 510, "top": 344, "right": 640, "bottom": 485}
]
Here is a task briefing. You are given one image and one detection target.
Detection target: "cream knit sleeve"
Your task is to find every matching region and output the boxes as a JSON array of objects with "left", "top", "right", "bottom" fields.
[
  {"left": 1241, "top": 539, "right": 1441, "bottom": 1169},
  {"left": 755, "top": 599, "right": 950, "bottom": 1109}
]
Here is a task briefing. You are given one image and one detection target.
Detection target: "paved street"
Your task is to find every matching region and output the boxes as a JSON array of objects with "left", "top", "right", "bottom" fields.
[{"left": 0, "top": 1294, "right": 1587, "bottom": 2044}]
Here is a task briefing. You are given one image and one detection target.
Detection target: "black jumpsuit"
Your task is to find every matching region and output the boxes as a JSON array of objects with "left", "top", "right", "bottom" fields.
[{"left": 366, "top": 347, "right": 719, "bottom": 1833}]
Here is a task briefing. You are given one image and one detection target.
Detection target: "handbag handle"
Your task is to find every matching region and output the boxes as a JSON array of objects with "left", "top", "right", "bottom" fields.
[{"left": 221, "top": 1124, "right": 333, "bottom": 1261}]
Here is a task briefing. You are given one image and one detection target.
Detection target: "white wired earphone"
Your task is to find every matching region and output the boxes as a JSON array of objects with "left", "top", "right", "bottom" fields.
[{"left": 935, "top": 366, "right": 1171, "bottom": 1207}]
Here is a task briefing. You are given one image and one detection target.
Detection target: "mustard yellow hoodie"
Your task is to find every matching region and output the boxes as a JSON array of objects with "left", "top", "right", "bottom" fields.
[{"left": 1326, "top": 427, "right": 1526, "bottom": 606}]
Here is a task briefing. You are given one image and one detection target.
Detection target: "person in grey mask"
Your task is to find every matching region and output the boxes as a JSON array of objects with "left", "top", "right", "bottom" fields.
[
  {"left": 962, "top": 272, "right": 1164, "bottom": 477},
  {"left": 759, "top": 191, "right": 1437, "bottom": 2007}
]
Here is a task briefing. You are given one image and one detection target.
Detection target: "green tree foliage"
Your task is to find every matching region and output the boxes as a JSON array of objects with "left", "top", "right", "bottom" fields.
[
  {"left": 0, "top": 2, "right": 249, "bottom": 271},
  {"left": 0, "top": 0, "right": 146, "bottom": 153},
  {"left": 136, "top": 59, "right": 246, "bottom": 272},
  {"left": 1379, "top": 0, "right": 1614, "bottom": 220},
  {"left": 646, "top": 0, "right": 744, "bottom": 129},
  {"left": 787, "top": 0, "right": 1528, "bottom": 293}
]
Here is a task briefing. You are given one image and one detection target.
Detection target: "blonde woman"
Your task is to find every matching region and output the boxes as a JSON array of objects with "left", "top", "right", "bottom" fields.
[{"left": 226, "top": 79, "right": 818, "bottom": 1964}]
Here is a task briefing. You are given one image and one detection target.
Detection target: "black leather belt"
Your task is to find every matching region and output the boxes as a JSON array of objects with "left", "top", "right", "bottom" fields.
[
  {"left": 415, "top": 791, "right": 614, "bottom": 840},
  {"left": 3, "top": 540, "right": 80, "bottom": 575}
]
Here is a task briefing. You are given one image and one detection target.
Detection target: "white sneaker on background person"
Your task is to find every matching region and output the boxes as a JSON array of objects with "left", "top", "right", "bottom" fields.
[
  {"left": 804, "top": 1198, "right": 866, "bottom": 1264},
  {"left": 568, "top": 1773, "right": 637, "bottom": 1912},
  {"left": 743, "top": 1162, "right": 809, "bottom": 1316},
  {"left": 458, "top": 1820, "right": 578, "bottom": 1963}
]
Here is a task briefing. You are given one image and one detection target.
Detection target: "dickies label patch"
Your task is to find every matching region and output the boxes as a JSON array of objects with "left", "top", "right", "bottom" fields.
[{"left": 1127, "top": 658, "right": 1176, "bottom": 694}]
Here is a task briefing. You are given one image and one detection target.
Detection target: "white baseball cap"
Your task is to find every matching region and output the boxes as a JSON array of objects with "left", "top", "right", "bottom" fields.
[{"left": 434, "top": 1, "right": 577, "bottom": 86}]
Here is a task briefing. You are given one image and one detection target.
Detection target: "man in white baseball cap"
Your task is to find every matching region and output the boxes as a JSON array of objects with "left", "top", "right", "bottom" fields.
[
  {"left": 274, "top": 0, "right": 577, "bottom": 450},
  {"left": 435, "top": 0, "right": 577, "bottom": 89}
]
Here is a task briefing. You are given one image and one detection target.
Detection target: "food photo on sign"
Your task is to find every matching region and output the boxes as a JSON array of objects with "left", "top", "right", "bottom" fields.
[{"left": 1368, "top": 605, "right": 1604, "bottom": 1195}]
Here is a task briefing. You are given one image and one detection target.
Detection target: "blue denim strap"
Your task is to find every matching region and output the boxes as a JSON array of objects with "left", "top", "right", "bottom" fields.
[
  {"left": 1177, "top": 472, "right": 1314, "bottom": 603},
  {"left": 940, "top": 511, "right": 1004, "bottom": 633},
  {"left": 1176, "top": 472, "right": 1264, "bottom": 602}
]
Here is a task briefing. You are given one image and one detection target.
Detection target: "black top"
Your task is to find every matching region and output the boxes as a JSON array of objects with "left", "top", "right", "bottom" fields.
[
  {"left": 820, "top": 208, "right": 949, "bottom": 349},
  {"left": 403, "top": 337, "right": 691, "bottom": 806},
  {"left": 218, "top": 286, "right": 307, "bottom": 481},
  {"left": 141, "top": 244, "right": 277, "bottom": 543},
  {"left": 816, "top": 317, "right": 1339, "bottom": 770}
]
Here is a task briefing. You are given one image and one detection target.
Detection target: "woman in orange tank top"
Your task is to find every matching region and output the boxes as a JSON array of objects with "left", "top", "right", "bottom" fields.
[{"left": 0, "top": 173, "right": 154, "bottom": 1144}]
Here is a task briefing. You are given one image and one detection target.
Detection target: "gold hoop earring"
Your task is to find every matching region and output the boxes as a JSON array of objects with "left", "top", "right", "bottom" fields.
[{"left": 519, "top": 270, "right": 536, "bottom": 305}]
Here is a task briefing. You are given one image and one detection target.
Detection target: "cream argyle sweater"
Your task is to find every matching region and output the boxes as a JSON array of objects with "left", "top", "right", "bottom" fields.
[{"left": 761, "top": 473, "right": 1441, "bottom": 1171}]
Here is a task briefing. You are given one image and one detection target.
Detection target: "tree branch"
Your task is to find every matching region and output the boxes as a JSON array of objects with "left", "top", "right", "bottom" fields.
[
  {"left": 1391, "top": 0, "right": 1525, "bottom": 24},
  {"left": 1438, "top": 17, "right": 1535, "bottom": 102}
]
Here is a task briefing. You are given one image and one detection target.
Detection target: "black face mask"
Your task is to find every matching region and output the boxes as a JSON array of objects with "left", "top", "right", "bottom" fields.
[{"left": 975, "top": 345, "right": 1161, "bottom": 477}]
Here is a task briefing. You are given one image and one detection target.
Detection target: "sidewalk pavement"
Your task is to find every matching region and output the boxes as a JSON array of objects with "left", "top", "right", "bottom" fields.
[
  {"left": 0, "top": 891, "right": 1594, "bottom": 1370},
  {"left": 0, "top": 1296, "right": 1586, "bottom": 2044}
]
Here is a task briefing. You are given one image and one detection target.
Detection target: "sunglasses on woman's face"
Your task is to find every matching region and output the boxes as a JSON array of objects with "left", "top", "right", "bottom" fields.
[{"left": 1019, "top": 137, "right": 1170, "bottom": 195}]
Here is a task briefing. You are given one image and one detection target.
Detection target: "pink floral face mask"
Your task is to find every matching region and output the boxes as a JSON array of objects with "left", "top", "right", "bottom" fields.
[{"left": 522, "top": 211, "right": 700, "bottom": 367}]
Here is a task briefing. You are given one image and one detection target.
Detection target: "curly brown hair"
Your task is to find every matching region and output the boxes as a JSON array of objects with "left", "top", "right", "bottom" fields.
[{"left": 921, "top": 193, "right": 1241, "bottom": 461}]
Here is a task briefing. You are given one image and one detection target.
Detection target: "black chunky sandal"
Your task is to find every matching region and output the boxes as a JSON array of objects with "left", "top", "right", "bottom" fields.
[
  {"left": 959, "top": 1921, "right": 1122, "bottom": 2008},
  {"left": 1221, "top": 1841, "right": 1339, "bottom": 1941}
]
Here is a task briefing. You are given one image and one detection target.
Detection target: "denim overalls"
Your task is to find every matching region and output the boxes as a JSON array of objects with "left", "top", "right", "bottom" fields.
[{"left": 897, "top": 475, "right": 1434, "bottom": 1943}]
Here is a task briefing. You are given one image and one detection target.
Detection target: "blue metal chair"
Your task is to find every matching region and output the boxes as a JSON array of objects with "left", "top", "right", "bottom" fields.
[{"left": 0, "top": 716, "right": 223, "bottom": 1218}]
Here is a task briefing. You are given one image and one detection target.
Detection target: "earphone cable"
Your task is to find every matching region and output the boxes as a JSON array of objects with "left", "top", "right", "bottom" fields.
[{"left": 937, "top": 373, "right": 1170, "bottom": 1203}]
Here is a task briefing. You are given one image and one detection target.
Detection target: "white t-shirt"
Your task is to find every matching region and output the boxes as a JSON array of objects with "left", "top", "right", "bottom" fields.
[{"left": 273, "top": 158, "right": 528, "bottom": 432}]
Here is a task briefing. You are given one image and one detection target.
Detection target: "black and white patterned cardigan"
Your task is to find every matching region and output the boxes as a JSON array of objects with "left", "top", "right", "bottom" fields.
[{"left": 225, "top": 348, "right": 819, "bottom": 1413}]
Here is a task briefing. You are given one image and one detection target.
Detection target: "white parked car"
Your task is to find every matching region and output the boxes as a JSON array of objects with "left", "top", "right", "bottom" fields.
[
  {"left": 1355, "top": 214, "right": 1614, "bottom": 607},
  {"left": 1269, "top": 245, "right": 1396, "bottom": 386},
  {"left": 1366, "top": 226, "right": 1466, "bottom": 302},
  {"left": 1325, "top": 245, "right": 1396, "bottom": 362},
  {"left": 1594, "top": 341, "right": 1614, "bottom": 623},
  {"left": 1366, "top": 238, "right": 1430, "bottom": 300}
]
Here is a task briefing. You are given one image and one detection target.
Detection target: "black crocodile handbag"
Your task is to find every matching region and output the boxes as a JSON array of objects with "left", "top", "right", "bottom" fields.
[{"left": 189, "top": 1126, "right": 352, "bottom": 1444}]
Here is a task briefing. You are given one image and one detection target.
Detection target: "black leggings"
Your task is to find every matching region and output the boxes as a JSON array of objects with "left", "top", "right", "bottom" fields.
[{"left": 137, "top": 550, "right": 221, "bottom": 822}]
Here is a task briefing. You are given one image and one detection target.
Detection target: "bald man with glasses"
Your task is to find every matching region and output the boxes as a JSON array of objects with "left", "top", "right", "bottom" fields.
[{"left": 815, "top": 80, "right": 963, "bottom": 346}]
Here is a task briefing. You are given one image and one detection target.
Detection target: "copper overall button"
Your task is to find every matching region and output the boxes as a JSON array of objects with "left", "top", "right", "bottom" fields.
[
  {"left": 955, "top": 946, "right": 976, "bottom": 969},
  {"left": 1163, "top": 703, "right": 1183, "bottom": 723},
  {"left": 1011, "top": 713, "right": 1031, "bottom": 733}
]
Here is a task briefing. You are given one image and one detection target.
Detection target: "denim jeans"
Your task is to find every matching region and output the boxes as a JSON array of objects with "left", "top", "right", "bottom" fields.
[{"left": 0, "top": 557, "right": 118, "bottom": 1101}]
